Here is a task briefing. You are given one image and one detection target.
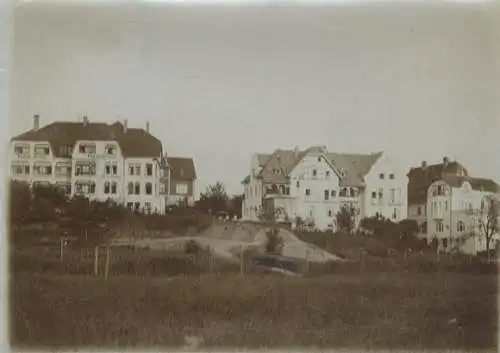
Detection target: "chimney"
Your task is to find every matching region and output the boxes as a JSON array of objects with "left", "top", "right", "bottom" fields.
[
  {"left": 82, "top": 115, "right": 89, "bottom": 126},
  {"left": 421, "top": 160, "right": 427, "bottom": 169},
  {"left": 294, "top": 146, "right": 299, "bottom": 159},
  {"left": 443, "top": 156, "right": 449, "bottom": 168},
  {"left": 146, "top": 121, "right": 150, "bottom": 133},
  {"left": 33, "top": 114, "right": 40, "bottom": 131},
  {"left": 123, "top": 119, "right": 128, "bottom": 133}
]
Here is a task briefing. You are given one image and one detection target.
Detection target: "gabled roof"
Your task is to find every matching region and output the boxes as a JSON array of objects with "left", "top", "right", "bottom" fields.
[
  {"left": 440, "top": 175, "right": 499, "bottom": 193},
  {"left": 327, "top": 152, "right": 383, "bottom": 187},
  {"left": 167, "top": 157, "right": 196, "bottom": 180},
  {"left": 248, "top": 146, "right": 383, "bottom": 188},
  {"left": 11, "top": 121, "right": 163, "bottom": 158},
  {"left": 407, "top": 161, "right": 468, "bottom": 205}
]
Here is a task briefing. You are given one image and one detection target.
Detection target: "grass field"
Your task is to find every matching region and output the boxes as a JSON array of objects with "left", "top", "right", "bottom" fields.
[{"left": 11, "top": 270, "right": 498, "bottom": 350}]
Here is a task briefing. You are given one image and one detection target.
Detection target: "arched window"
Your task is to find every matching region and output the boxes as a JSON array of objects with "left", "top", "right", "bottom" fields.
[{"left": 457, "top": 221, "right": 465, "bottom": 232}]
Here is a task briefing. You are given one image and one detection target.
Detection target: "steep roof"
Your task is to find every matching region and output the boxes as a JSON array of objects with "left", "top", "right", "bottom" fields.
[
  {"left": 407, "top": 161, "right": 468, "bottom": 205},
  {"left": 167, "top": 157, "right": 197, "bottom": 180},
  {"left": 441, "top": 175, "right": 499, "bottom": 193},
  {"left": 256, "top": 153, "right": 271, "bottom": 167},
  {"left": 249, "top": 146, "right": 382, "bottom": 188},
  {"left": 11, "top": 121, "right": 163, "bottom": 158}
]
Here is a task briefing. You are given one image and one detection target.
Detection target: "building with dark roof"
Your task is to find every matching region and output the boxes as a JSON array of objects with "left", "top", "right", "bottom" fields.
[
  {"left": 164, "top": 156, "right": 197, "bottom": 207},
  {"left": 9, "top": 114, "right": 168, "bottom": 214},
  {"left": 241, "top": 146, "right": 408, "bottom": 230},
  {"left": 426, "top": 173, "right": 499, "bottom": 254}
]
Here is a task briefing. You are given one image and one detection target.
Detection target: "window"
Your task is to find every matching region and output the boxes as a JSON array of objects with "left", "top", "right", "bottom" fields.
[
  {"left": 135, "top": 165, "right": 141, "bottom": 175},
  {"left": 296, "top": 181, "right": 300, "bottom": 188},
  {"left": 339, "top": 188, "right": 348, "bottom": 197},
  {"left": 105, "top": 144, "right": 116, "bottom": 155},
  {"left": 379, "top": 173, "right": 385, "bottom": 179},
  {"left": 146, "top": 163, "right": 153, "bottom": 176},
  {"left": 305, "top": 188, "right": 311, "bottom": 196},
  {"left": 128, "top": 182, "right": 134, "bottom": 195},
  {"left": 176, "top": 183, "right": 188, "bottom": 195},
  {"left": 390, "top": 188, "right": 395, "bottom": 204},
  {"left": 457, "top": 221, "right": 465, "bottom": 232},
  {"left": 104, "top": 181, "right": 110, "bottom": 194},
  {"left": 324, "top": 190, "right": 329, "bottom": 201},
  {"left": 127, "top": 202, "right": 133, "bottom": 210},
  {"left": 112, "top": 165, "right": 118, "bottom": 176},
  {"left": 442, "top": 238, "right": 448, "bottom": 249},
  {"left": 134, "top": 182, "right": 140, "bottom": 195},
  {"left": 144, "top": 202, "right": 152, "bottom": 214},
  {"left": 105, "top": 165, "right": 111, "bottom": 175},
  {"left": 14, "top": 144, "right": 30, "bottom": 158},
  {"left": 134, "top": 202, "right": 141, "bottom": 212},
  {"left": 312, "top": 169, "right": 317, "bottom": 178},
  {"left": 34, "top": 145, "right": 50, "bottom": 157},
  {"left": 436, "top": 222, "right": 444, "bottom": 232},
  {"left": 326, "top": 171, "right": 330, "bottom": 178},
  {"left": 318, "top": 157, "right": 321, "bottom": 162},
  {"left": 11, "top": 164, "right": 30, "bottom": 176},
  {"left": 128, "top": 166, "right": 134, "bottom": 175},
  {"left": 350, "top": 188, "right": 356, "bottom": 197},
  {"left": 330, "top": 190, "right": 336, "bottom": 197},
  {"left": 378, "top": 188, "right": 383, "bottom": 200},
  {"left": 56, "top": 182, "right": 71, "bottom": 195},
  {"left": 392, "top": 208, "right": 397, "bottom": 220},
  {"left": 55, "top": 164, "right": 71, "bottom": 177},
  {"left": 111, "top": 182, "right": 117, "bottom": 194},
  {"left": 78, "top": 143, "right": 96, "bottom": 154},
  {"left": 128, "top": 164, "right": 141, "bottom": 176},
  {"left": 417, "top": 206, "right": 422, "bottom": 216},
  {"left": 389, "top": 173, "right": 395, "bottom": 180},
  {"left": 145, "top": 182, "right": 153, "bottom": 195},
  {"left": 75, "top": 162, "right": 96, "bottom": 176},
  {"left": 371, "top": 191, "right": 377, "bottom": 199},
  {"left": 75, "top": 181, "right": 96, "bottom": 195},
  {"left": 328, "top": 210, "right": 332, "bottom": 217},
  {"left": 59, "top": 144, "right": 73, "bottom": 158},
  {"left": 33, "top": 164, "right": 52, "bottom": 176}
]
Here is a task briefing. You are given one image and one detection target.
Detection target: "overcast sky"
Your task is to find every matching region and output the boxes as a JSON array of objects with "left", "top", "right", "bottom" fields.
[{"left": 11, "top": 3, "right": 500, "bottom": 195}]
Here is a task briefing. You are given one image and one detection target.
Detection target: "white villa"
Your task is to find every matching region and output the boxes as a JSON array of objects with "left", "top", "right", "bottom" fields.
[
  {"left": 241, "top": 146, "right": 408, "bottom": 231},
  {"left": 427, "top": 175, "right": 500, "bottom": 254},
  {"left": 9, "top": 114, "right": 168, "bottom": 214}
]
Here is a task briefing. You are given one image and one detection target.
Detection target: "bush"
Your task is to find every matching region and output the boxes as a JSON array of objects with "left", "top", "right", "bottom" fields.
[
  {"left": 265, "top": 229, "right": 284, "bottom": 254},
  {"left": 185, "top": 240, "right": 203, "bottom": 255}
]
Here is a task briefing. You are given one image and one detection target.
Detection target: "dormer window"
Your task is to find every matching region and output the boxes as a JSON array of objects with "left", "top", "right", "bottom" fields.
[
  {"left": 78, "top": 143, "right": 96, "bottom": 154},
  {"left": 389, "top": 173, "right": 395, "bottom": 180},
  {"left": 105, "top": 144, "right": 117, "bottom": 155},
  {"left": 34, "top": 144, "right": 50, "bottom": 157}
]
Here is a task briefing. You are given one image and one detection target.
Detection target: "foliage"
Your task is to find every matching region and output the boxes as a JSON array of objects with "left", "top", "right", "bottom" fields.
[
  {"left": 265, "top": 228, "right": 284, "bottom": 254},
  {"left": 335, "top": 205, "right": 356, "bottom": 235},
  {"left": 477, "top": 195, "right": 499, "bottom": 254},
  {"left": 258, "top": 205, "right": 288, "bottom": 223},
  {"left": 197, "top": 181, "right": 229, "bottom": 214},
  {"left": 185, "top": 239, "right": 203, "bottom": 255}
]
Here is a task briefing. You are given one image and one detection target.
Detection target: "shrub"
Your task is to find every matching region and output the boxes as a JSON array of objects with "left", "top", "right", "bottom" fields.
[
  {"left": 185, "top": 240, "right": 203, "bottom": 255},
  {"left": 265, "top": 229, "right": 284, "bottom": 255}
]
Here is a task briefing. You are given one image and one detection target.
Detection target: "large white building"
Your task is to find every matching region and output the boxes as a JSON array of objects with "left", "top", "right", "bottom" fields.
[
  {"left": 9, "top": 114, "right": 168, "bottom": 214},
  {"left": 426, "top": 175, "right": 500, "bottom": 254},
  {"left": 241, "top": 146, "right": 408, "bottom": 231}
]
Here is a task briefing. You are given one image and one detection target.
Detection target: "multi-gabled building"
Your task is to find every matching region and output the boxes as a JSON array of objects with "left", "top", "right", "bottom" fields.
[
  {"left": 164, "top": 156, "right": 197, "bottom": 207},
  {"left": 407, "top": 157, "right": 468, "bottom": 236},
  {"left": 427, "top": 175, "right": 499, "bottom": 254},
  {"left": 9, "top": 114, "right": 168, "bottom": 214},
  {"left": 241, "top": 146, "right": 408, "bottom": 230}
]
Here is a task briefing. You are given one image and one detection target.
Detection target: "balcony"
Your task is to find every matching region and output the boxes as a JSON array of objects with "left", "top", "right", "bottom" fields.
[{"left": 265, "top": 184, "right": 290, "bottom": 196}]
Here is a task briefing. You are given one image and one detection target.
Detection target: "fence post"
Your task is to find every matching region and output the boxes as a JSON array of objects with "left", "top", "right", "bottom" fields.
[
  {"left": 240, "top": 245, "right": 244, "bottom": 275},
  {"left": 60, "top": 237, "right": 64, "bottom": 261},
  {"left": 105, "top": 246, "right": 110, "bottom": 280},
  {"left": 94, "top": 246, "right": 99, "bottom": 276}
]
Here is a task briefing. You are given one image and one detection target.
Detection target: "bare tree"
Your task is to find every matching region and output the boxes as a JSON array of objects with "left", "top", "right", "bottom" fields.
[{"left": 478, "top": 195, "right": 499, "bottom": 256}]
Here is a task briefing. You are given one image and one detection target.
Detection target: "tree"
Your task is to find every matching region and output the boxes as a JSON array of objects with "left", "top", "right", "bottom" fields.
[
  {"left": 198, "top": 181, "right": 229, "bottom": 214},
  {"left": 478, "top": 195, "right": 499, "bottom": 256},
  {"left": 265, "top": 228, "right": 284, "bottom": 254},
  {"left": 258, "top": 204, "right": 287, "bottom": 223},
  {"left": 335, "top": 205, "right": 356, "bottom": 235}
]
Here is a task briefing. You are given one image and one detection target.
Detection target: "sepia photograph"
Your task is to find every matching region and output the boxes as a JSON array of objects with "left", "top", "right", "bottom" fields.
[{"left": 7, "top": 1, "right": 500, "bottom": 351}]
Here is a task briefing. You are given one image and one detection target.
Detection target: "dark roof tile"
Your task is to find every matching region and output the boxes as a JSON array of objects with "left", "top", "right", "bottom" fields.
[{"left": 167, "top": 157, "right": 196, "bottom": 180}]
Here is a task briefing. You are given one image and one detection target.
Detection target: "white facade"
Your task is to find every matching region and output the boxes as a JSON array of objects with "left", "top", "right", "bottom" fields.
[
  {"left": 288, "top": 153, "right": 355, "bottom": 230},
  {"left": 427, "top": 179, "right": 500, "bottom": 254},
  {"left": 10, "top": 137, "right": 166, "bottom": 214},
  {"left": 242, "top": 154, "right": 265, "bottom": 220},
  {"left": 362, "top": 154, "right": 408, "bottom": 222}
]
